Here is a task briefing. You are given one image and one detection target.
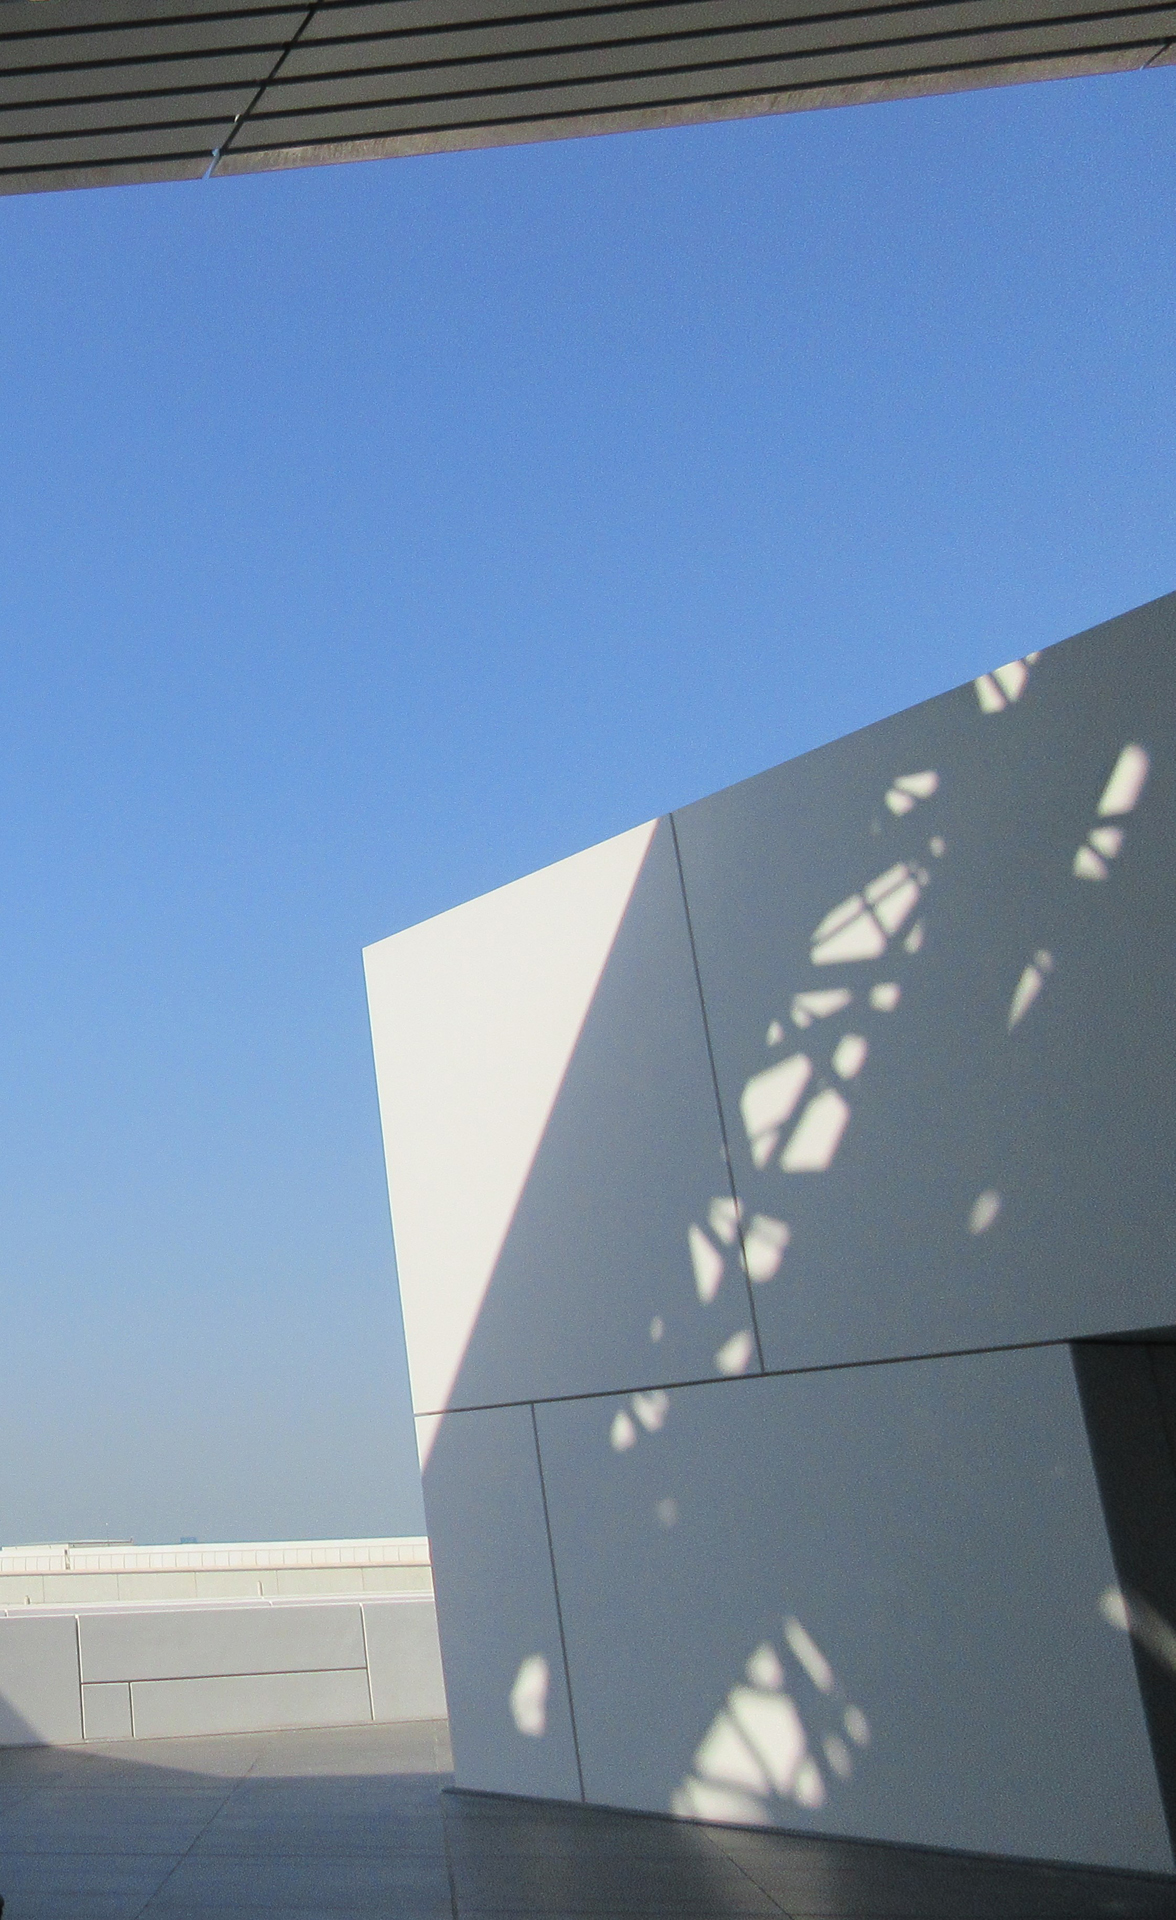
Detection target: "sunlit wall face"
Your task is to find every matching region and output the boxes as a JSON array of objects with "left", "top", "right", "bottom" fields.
[{"left": 365, "top": 589, "right": 1176, "bottom": 1874}]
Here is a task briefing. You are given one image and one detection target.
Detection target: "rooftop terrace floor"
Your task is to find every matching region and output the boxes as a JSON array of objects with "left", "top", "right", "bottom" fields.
[{"left": 0, "top": 1720, "right": 1171, "bottom": 1918}]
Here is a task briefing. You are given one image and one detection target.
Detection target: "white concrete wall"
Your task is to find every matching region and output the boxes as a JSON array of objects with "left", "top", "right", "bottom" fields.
[
  {"left": 367, "top": 592, "right": 1176, "bottom": 1876},
  {"left": 0, "top": 1595, "right": 446, "bottom": 1746}
]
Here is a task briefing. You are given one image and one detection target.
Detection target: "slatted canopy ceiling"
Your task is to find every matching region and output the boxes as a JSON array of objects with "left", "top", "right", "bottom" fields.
[{"left": 1, "top": 2, "right": 1173, "bottom": 197}]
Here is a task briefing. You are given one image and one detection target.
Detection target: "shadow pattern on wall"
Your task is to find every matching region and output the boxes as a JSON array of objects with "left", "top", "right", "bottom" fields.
[{"left": 414, "top": 592, "right": 1176, "bottom": 1876}]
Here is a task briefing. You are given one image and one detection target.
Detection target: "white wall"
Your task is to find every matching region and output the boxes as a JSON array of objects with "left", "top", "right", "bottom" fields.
[
  {"left": 367, "top": 592, "right": 1176, "bottom": 1874},
  {"left": 0, "top": 1595, "right": 446, "bottom": 1746}
]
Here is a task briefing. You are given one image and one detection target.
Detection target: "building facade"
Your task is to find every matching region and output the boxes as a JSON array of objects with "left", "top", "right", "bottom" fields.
[{"left": 366, "top": 591, "right": 1176, "bottom": 1874}]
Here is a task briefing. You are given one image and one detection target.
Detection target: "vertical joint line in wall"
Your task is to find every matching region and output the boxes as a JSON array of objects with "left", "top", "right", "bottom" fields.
[
  {"left": 74, "top": 1614, "right": 84, "bottom": 1740},
  {"left": 530, "top": 1402, "right": 585, "bottom": 1801},
  {"left": 128, "top": 1680, "right": 136, "bottom": 1739},
  {"left": 359, "top": 1603, "right": 376, "bottom": 1723},
  {"left": 668, "top": 812, "right": 767, "bottom": 1375}
]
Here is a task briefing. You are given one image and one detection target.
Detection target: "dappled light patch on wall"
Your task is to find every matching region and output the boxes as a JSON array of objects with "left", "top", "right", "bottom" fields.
[
  {"left": 509, "top": 1654, "right": 550, "bottom": 1737},
  {"left": 1074, "top": 743, "right": 1149, "bottom": 878},
  {"left": 673, "top": 1617, "right": 869, "bottom": 1827},
  {"left": 974, "top": 654, "right": 1040, "bottom": 712}
]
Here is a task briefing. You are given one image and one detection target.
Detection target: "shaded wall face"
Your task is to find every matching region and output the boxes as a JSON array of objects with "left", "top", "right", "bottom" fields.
[
  {"left": 674, "top": 607, "right": 1176, "bottom": 1369},
  {"left": 365, "top": 592, "right": 1176, "bottom": 1873}
]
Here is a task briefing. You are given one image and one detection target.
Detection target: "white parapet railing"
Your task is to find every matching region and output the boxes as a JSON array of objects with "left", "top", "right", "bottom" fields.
[
  {"left": 0, "top": 1538, "right": 432, "bottom": 1609},
  {"left": 0, "top": 1538, "right": 430, "bottom": 1576},
  {"left": 0, "top": 1540, "right": 446, "bottom": 1747}
]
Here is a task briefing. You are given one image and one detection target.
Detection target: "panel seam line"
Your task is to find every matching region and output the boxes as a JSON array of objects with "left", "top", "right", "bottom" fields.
[
  {"left": 530, "top": 1401, "right": 586, "bottom": 1800},
  {"left": 669, "top": 809, "right": 767, "bottom": 1375}
]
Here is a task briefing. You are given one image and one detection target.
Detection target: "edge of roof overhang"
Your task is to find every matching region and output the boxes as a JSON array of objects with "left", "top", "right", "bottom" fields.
[
  {"left": 0, "top": 154, "right": 210, "bottom": 199},
  {"left": 212, "top": 42, "right": 1176, "bottom": 181}
]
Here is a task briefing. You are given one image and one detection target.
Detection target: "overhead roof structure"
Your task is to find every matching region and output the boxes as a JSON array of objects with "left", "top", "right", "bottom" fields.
[{"left": 1, "top": 1, "right": 1173, "bottom": 197}]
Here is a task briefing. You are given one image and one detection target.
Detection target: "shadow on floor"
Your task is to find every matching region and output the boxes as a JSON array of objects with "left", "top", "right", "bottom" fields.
[
  {"left": 0, "top": 1717, "right": 453, "bottom": 1920},
  {"left": 4, "top": 1722, "right": 1173, "bottom": 1918},
  {"left": 442, "top": 1788, "right": 1176, "bottom": 1918}
]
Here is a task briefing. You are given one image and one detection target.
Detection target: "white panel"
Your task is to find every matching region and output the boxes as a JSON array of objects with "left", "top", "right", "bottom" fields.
[
  {"left": 536, "top": 1347, "right": 1170, "bottom": 1874},
  {"left": 82, "top": 1680, "right": 132, "bottom": 1741},
  {"left": 363, "top": 1598, "right": 448, "bottom": 1722},
  {"left": 386, "top": 820, "right": 752, "bottom": 1417},
  {"left": 0, "top": 1614, "right": 82, "bottom": 1745},
  {"left": 675, "top": 604, "right": 1176, "bottom": 1369},
  {"left": 364, "top": 818, "right": 655, "bottom": 1446},
  {"left": 425, "top": 1403, "right": 581, "bottom": 1800},
  {"left": 129, "top": 1667, "right": 372, "bottom": 1740},
  {"left": 79, "top": 1603, "right": 366, "bottom": 1683}
]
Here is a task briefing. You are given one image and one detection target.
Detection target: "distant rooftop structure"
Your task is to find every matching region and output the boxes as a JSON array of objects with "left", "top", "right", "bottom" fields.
[
  {"left": 0, "top": 1536, "right": 431, "bottom": 1608},
  {"left": 1, "top": 0, "right": 1174, "bottom": 199}
]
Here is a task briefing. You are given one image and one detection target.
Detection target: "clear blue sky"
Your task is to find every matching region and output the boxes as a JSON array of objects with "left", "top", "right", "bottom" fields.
[{"left": 0, "top": 68, "right": 1172, "bottom": 1545}]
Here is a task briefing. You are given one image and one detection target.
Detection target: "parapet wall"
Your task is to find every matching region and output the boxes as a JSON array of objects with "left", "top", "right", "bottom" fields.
[{"left": 0, "top": 1593, "right": 445, "bottom": 1746}]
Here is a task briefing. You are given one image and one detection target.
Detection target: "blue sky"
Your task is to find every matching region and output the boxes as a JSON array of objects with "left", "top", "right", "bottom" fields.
[{"left": 0, "top": 68, "right": 1172, "bottom": 1544}]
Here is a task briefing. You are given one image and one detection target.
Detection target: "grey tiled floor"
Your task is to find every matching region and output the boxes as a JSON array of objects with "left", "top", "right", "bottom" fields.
[
  {"left": 1, "top": 1725, "right": 1172, "bottom": 1919},
  {"left": 0, "top": 1718, "right": 453, "bottom": 1920},
  {"left": 442, "top": 1791, "right": 1176, "bottom": 1919}
]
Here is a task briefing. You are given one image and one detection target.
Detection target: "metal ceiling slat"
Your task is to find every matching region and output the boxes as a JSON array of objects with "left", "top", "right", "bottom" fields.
[
  {"left": 293, "top": 0, "right": 1165, "bottom": 56},
  {"left": 215, "top": 40, "right": 1171, "bottom": 173},
  {"left": 0, "top": 91, "right": 257, "bottom": 143},
  {"left": 0, "top": 0, "right": 297, "bottom": 40},
  {"left": 298, "top": 0, "right": 1098, "bottom": 37},
  {"left": 271, "top": 2, "right": 1176, "bottom": 97},
  {"left": 228, "top": 12, "right": 1176, "bottom": 137},
  {"left": 0, "top": 0, "right": 1166, "bottom": 192},
  {"left": 0, "top": 14, "right": 304, "bottom": 73},
  {"left": 0, "top": 57, "right": 284, "bottom": 110},
  {"left": 0, "top": 121, "right": 233, "bottom": 169}
]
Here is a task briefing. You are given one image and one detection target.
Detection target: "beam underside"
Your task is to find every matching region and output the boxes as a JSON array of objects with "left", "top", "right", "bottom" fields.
[{"left": 0, "top": 2, "right": 1171, "bottom": 194}]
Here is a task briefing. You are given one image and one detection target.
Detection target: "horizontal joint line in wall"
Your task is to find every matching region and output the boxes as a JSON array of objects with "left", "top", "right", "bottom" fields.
[
  {"left": 88, "top": 1664, "right": 370, "bottom": 1686},
  {"left": 422, "top": 1335, "right": 1091, "bottom": 1418}
]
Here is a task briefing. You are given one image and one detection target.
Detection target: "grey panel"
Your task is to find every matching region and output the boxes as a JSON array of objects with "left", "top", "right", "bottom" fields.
[
  {"left": 536, "top": 1347, "right": 1170, "bottom": 1872},
  {"left": 129, "top": 1666, "right": 372, "bottom": 1739},
  {"left": 265, "top": 9, "right": 1176, "bottom": 108},
  {"left": 0, "top": 92, "right": 257, "bottom": 142},
  {"left": 674, "top": 591, "right": 1176, "bottom": 1373},
  {"left": 0, "top": 1613, "right": 82, "bottom": 1745},
  {"left": 424, "top": 1403, "right": 582, "bottom": 1799},
  {"left": 1073, "top": 1340, "right": 1176, "bottom": 1850},
  {"left": 444, "top": 817, "right": 754, "bottom": 1412},
  {"left": 0, "top": 0, "right": 1171, "bottom": 195},
  {"left": 218, "top": 5, "right": 1176, "bottom": 156},
  {"left": 81, "top": 1679, "right": 133, "bottom": 1741},
  {"left": 363, "top": 1598, "right": 449, "bottom": 1722},
  {"left": 79, "top": 1602, "right": 367, "bottom": 1683},
  {"left": 0, "top": 57, "right": 276, "bottom": 108},
  {"left": 226, "top": 37, "right": 1167, "bottom": 155}
]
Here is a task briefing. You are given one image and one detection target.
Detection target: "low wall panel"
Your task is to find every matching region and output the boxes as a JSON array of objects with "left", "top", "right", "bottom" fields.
[
  {"left": 535, "top": 1347, "right": 1169, "bottom": 1873},
  {"left": 0, "top": 1615, "right": 82, "bottom": 1746},
  {"left": 364, "top": 1598, "right": 447, "bottom": 1722},
  {"left": 79, "top": 1602, "right": 367, "bottom": 1684},
  {"left": 81, "top": 1681, "right": 132, "bottom": 1741},
  {"left": 425, "top": 1404, "right": 581, "bottom": 1800},
  {"left": 129, "top": 1667, "right": 373, "bottom": 1740}
]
